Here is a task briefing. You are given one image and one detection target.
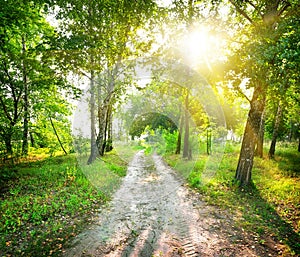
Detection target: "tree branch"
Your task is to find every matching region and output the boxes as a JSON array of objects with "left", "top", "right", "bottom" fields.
[
  {"left": 245, "top": 0, "right": 263, "bottom": 17},
  {"left": 49, "top": 116, "right": 68, "bottom": 155},
  {"left": 278, "top": 1, "right": 291, "bottom": 17},
  {"left": 235, "top": 86, "right": 251, "bottom": 103},
  {"left": 77, "top": 69, "right": 91, "bottom": 80},
  {"left": 228, "top": 0, "right": 253, "bottom": 24},
  {"left": 0, "top": 95, "right": 13, "bottom": 123}
]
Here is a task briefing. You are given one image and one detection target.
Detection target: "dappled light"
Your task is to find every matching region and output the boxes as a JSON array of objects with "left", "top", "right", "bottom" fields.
[{"left": 1, "top": 0, "right": 299, "bottom": 256}]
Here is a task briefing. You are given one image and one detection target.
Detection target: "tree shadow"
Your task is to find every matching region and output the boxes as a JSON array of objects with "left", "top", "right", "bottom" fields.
[
  {"left": 237, "top": 183, "right": 300, "bottom": 255},
  {"left": 276, "top": 149, "right": 300, "bottom": 176}
]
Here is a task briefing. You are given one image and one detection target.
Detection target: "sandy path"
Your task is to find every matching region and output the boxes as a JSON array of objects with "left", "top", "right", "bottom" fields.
[{"left": 63, "top": 151, "right": 278, "bottom": 257}]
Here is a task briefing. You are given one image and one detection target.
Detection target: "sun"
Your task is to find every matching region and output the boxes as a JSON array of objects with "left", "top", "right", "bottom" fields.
[
  {"left": 180, "top": 26, "right": 224, "bottom": 67},
  {"left": 187, "top": 28, "right": 210, "bottom": 56}
]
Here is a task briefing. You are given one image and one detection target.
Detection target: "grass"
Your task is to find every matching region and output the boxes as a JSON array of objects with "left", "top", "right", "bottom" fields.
[
  {"left": 2, "top": 141, "right": 299, "bottom": 255},
  {"left": 164, "top": 142, "right": 300, "bottom": 256},
  {"left": 0, "top": 147, "right": 133, "bottom": 257}
]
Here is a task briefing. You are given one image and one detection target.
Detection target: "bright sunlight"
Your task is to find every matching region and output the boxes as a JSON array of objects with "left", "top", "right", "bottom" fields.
[{"left": 180, "top": 25, "right": 225, "bottom": 68}]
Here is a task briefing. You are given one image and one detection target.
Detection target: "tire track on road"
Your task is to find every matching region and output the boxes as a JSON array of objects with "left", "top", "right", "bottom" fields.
[{"left": 64, "top": 151, "right": 267, "bottom": 257}]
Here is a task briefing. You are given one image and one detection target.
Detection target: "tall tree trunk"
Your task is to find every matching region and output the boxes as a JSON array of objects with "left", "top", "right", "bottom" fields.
[
  {"left": 87, "top": 70, "right": 98, "bottom": 164},
  {"left": 4, "top": 132, "right": 13, "bottom": 156},
  {"left": 30, "top": 132, "right": 35, "bottom": 147},
  {"left": 298, "top": 137, "right": 300, "bottom": 152},
  {"left": 288, "top": 120, "right": 293, "bottom": 141},
  {"left": 21, "top": 36, "right": 29, "bottom": 156},
  {"left": 49, "top": 117, "right": 68, "bottom": 155},
  {"left": 182, "top": 0, "right": 193, "bottom": 159},
  {"left": 105, "top": 104, "right": 113, "bottom": 152},
  {"left": 175, "top": 112, "right": 183, "bottom": 154},
  {"left": 268, "top": 103, "right": 282, "bottom": 159},
  {"left": 102, "top": 101, "right": 110, "bottom": 154},
  {"left": 183, "top": 92, "right": 190, "bottom": 159},
  {"left": 96, "top": 99, "right": 109, "bottom": 157},
  {"left": 255, "top": 106, "right": 265, "bottom": 158},
  {"left": 96, "top": 107, "right": 104, "bottom": 157},
  {"left": 206, "top": 127, "right": 212, "bottom": 155},
  {"left": 235, "top": 84, "right": 266, "bottom": 186}
]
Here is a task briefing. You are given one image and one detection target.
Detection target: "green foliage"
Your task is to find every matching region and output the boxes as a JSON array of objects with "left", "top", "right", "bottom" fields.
[
  {"left": 0, "top": 0, "right": 79, "bottom": 158},
  {"left": 0, "top": 152, "right": 128, "bottom": 256},
  {"left": 224, "top": 1, "right": 300, "bottom": 149},
  {"left": 129, "top": 113, "right": 177, "bottom": 139},
  {"left": 138, "top": 128, "right": 179, "bottom": 156},
  {"left": 162, "top": 130, "right": 178, "bottom": 154}
]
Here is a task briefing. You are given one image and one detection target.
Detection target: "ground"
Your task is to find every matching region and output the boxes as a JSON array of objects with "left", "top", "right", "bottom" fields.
[{"left": 63, "top": 151, "right": 286, "bottom": 257}]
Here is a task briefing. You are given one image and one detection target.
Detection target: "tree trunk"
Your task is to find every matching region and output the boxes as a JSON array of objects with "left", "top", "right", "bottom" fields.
[
  {"left": 206, "top": 127, "right": 212, "bottom": 155},
  {"left": 183, "top": 92, "right": 190, "bottom": 159},
  {"left": 175, "top": 112, "right": 183, "bottom": 154},
  {"left": 4, "top": 132, "right": 13, "bottom": 156},
  {"left": 96, "top": 107, "right": 104, "bottom": 157},
  {"left": 298, "top": 137, "right": 300, "bottom": 152},
  {"left": 96, "top": 99, "right": 109, "bottom": 157},
  {"left": 49, "top": 116, "right": 68, "bottom": 155},
  {"left": 288, "top": 120, "right": 293, "bottom": 141},
  {"left": 105, "top": 104, "right": 113, "bottom": 152},
  {"left": 87, "top": 70, "right": 98, "bottom": 164},
  {"left": 102, "top": 101, "right": 111, "bottom": 154},
  {"left": 255, "top": 106, "right": 265, "bottom": 158},
  {"left": 235, "top": 85, "right": 266, "bottom": 186},
  {"left": 268, "top": 103, "right": 282, "bottom": 159},
  {"left": 21, "top": 36, "right": 29, "bottom": 156},
  {"left": 30, "top": 132, "right": 35, "bottom": 147}
]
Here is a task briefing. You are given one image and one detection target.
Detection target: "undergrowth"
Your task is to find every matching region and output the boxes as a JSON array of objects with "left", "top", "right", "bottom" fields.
[{"left": 0, "top": 149, "right": 130, "bottom": 257}]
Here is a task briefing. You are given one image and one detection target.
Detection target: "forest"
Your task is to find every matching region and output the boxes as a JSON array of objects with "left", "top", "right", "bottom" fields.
[{"left": 1, "top": 0, "right": 299, "bottom": 256}]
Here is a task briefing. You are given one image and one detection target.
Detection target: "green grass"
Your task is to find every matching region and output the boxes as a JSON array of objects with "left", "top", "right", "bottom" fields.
[
  {"left": 0, "top": 148, "right": 132, "bottom": 257},
  {"left": 165, "top": 142, "right": 300, "bottom": 256},
  {"left": 2, "top": 142, "right": 299, "bottom": 255}
]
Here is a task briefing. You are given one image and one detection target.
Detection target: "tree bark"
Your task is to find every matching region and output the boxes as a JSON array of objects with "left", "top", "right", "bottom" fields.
[
  {"left": 29, "top": 132, "right": 35, "bottom": 147},
  {"left": 235, "top": 84, "right": 266, "bottom": 186},
  {"left": 206, "top": 127, "right": 212, "bottom": 155},
  {"left": 95, "top": 107, "right": 104, "bottom": 157},
  {"left": 268, "top": 103, "right": 282, "bottom": 159},
  {"left": 175, "top": 112, "right": 183, "bottom": 154},
  {"left": 4, "top": 132, "right": 13, "bottom": 156},
  {"left": 96, "top": 97, "right": 110, "bottom": 156},
  {"left": 21, "top": 36, "right": 29, "bottom": 156},
  {"left": 101, "top": 101, "right": 110, "bottom": 154},
  {"left": 105, "top": 103, "right": 113, "bottom": 152},
  {"left": 288, "top": 120, "right": 293, "bottom": 142},
  {"left": 183, "top": 92, "right": 190, "bottom": 159},
  {"left": 87, "top": 70, "right": 98, "bottom": 164},
  {"left": 255, "top": 106, "right": 265, "bottom": 158}
]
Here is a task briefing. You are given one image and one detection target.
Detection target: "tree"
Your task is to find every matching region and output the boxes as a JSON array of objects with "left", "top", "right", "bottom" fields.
[
  {"left": 268, "top": 102, "right": 282, "bottom": 159},
  {"left": 182, "top": 90, "right": 190, "bottom": 158},
  {"left": 129, "top": 112, "right": 177, "bottom": 139},
  {"left": 268, "top": 14, "right": 300, "bottom": 158},
  {"left": 175, "top": 108, "right": 183, "bottom": 154},
  {"left": 224, "top": 0, "right": 298, "bottom": 185},
  {"left": 54, "top": 0, "right": 157, "bottom": 163},
  {"left": 0, "top": 0, "right": 79, "bottom": 158}
]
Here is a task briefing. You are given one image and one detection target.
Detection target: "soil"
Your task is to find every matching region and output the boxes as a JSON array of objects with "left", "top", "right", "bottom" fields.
[{"left": 63, "top": 151, "right": 284, "bottom": 257}]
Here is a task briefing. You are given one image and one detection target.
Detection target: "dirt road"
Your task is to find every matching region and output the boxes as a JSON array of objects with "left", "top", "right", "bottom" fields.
[{"left": 64, "top": 151, "right": 279, "bottom": 257}]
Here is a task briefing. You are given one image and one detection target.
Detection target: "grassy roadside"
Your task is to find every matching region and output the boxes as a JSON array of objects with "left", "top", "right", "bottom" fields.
[
  {"left": 0, "top": 148, "right": 133, "bottom": 257},
  {"left": 164, "top": 142, "right": 300, "bottom": 256}
]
